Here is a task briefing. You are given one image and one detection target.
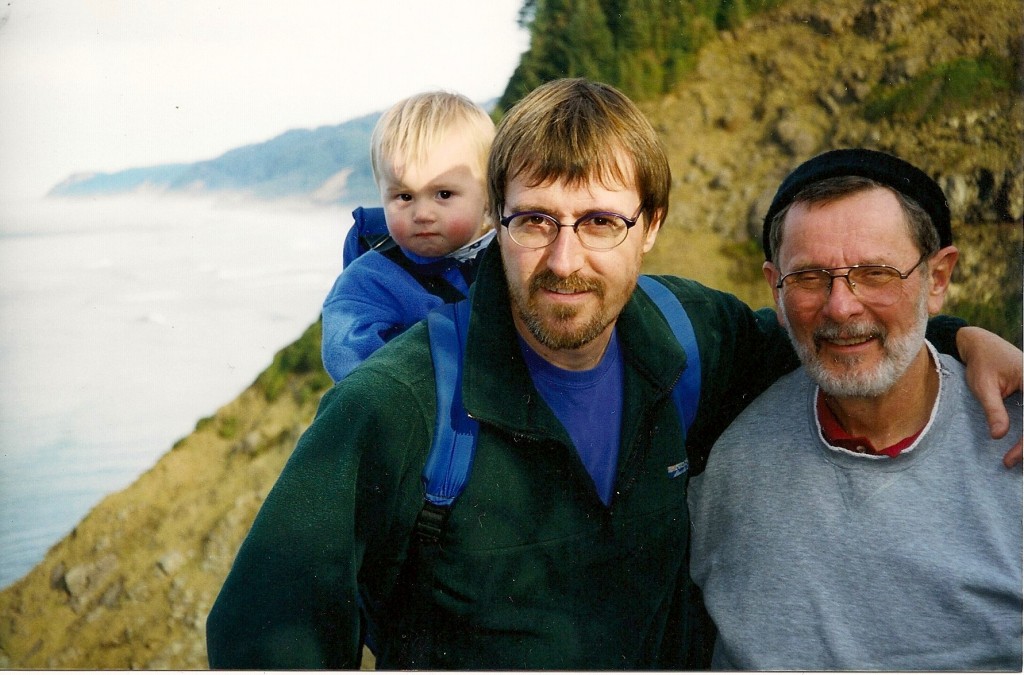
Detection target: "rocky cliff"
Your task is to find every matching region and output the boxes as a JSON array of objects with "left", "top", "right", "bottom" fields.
[
  {"left": 1, "top": 0, "right": 1020, "bottom": 668},
  {"left": 640, "top": 0, "right": 1022, "bottom": 336}
]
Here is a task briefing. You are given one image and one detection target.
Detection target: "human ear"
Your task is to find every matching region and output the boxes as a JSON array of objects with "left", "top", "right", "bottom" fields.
[
  {"left": 641, "top": 209, "right": 664, "bottom": 253},
  {"left": 925, "top": 245, "right": 959, "bottom": 315},
  {"left": 762, "top": 261, "right": 783, "bottom": 315}
]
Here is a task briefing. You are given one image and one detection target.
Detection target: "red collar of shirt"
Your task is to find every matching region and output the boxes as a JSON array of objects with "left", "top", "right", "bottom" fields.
[{"left": 816, "top": 391, "right": 923, "bottom": 458}]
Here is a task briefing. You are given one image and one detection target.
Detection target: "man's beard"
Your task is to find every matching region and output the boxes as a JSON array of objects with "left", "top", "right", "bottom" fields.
[
  {"left": 781, "top": 289, "right": 929, "bottom": 398},
  {"left": 512, "top": 269, "right": 612, "bottom": 351}
]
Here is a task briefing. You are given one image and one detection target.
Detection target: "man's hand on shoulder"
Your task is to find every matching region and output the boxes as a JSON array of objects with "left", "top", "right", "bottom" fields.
[{"left": 955, "top": 326, "right": 1023, "bottom": 467}]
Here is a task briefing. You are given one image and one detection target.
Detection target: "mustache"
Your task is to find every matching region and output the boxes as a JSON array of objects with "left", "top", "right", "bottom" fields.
[
  {"left": 813, "top": 320, "right": 885, "bottom": 344},
  {"left": 529, "top": 270, "right": 604, "bottom": 296}
]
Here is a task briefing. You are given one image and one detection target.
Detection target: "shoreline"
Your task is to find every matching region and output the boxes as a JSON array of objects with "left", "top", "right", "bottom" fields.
[{"left": 0, "top": 325, "right": 329, "bottom": 668}]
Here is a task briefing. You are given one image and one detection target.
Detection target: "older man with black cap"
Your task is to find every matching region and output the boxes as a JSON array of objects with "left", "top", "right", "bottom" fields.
[{"left": 688, "top": 148, "right": 1022, "bottom": 671}]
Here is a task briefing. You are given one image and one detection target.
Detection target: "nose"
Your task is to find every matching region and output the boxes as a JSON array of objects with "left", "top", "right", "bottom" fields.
[
  {"left": 543, "top": 225, "right": 586, "bottom": 278},
  {"left": 412, "top": 200, "right": 435, "bottom": 223},
  {"left": 821, "top": 275, "right": 864, "bottom": 321}
]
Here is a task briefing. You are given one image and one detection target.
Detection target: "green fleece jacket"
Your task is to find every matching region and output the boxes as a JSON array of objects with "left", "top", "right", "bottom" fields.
[{"left": 206, "top": 241, "right": 961, "bottom": 669}]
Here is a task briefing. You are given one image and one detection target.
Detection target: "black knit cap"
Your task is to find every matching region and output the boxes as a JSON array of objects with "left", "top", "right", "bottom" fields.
[{"left": 761, "top": 148, "right": 952, "bottom": 260}]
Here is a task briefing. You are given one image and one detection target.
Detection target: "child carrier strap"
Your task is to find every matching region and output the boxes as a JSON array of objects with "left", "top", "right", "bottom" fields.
[
  {"left": 343, "top": 206, "right": 468, "bottom": 304},
  {"left": 419, "top": 299, "right": 478, "bottom": 540},
  {"left": 378, "top": 247, "right": 468, "bottom": 304},
  {"left": 343, "top": 206, "right": 391, "bottom": 266},
  {"left": 414, "top": 275, "right": 702, "bottom": 542},
  {"left": 635, "top": 275, "right": 701, "bottom": 430}
]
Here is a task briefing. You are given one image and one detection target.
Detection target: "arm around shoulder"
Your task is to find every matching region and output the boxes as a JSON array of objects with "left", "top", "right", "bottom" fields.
[{"left": 954, "top": 326, "right": 1024, "bottom": 466}]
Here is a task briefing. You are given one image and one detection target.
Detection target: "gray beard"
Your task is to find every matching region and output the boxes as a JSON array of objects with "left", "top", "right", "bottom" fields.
[{"left": 780, "top": 289, "right": 929, "bottom": 398}]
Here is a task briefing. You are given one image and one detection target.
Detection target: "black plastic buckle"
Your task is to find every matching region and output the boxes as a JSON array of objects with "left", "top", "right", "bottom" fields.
[{"left": 414, "top": 501, "right": 451, "bottom": 543}]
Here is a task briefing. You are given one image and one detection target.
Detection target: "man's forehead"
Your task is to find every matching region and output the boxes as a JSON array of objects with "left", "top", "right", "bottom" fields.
[
  {"left": 782, "top": 192, "right": 918, "bottom": 262},
  {"left": 506, "top": 146, "right": 637, "bottom": 187},
  {"left": 787, "top": 187, "right": 904, "bottom": 226},
  {"left": 504, "top": 182, "right": 640, "bottom": 212},
  {"left": 505, "top": 170, "right": 638, "bottom": 199}
]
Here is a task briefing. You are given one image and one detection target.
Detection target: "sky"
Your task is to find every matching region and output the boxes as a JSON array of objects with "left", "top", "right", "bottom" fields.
[{"left": 0, "top": 0, "right": 530, "bottom": 200}]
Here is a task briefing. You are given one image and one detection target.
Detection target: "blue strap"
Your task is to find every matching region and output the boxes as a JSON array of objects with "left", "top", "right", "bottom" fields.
[
  {"left": 636, "top": 275, "right": 701, "bottom": 431},
  {"left": 342, "top": 206, "right": 389, "bottom": 267},
  {"left": 424, "top": 300, "right": 479, "bottom": 507}
]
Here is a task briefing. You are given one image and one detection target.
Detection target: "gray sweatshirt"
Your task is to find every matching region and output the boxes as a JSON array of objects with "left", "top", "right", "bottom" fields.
[{"left": 689, "top": 347, "right": 1023, "bottom": 671}]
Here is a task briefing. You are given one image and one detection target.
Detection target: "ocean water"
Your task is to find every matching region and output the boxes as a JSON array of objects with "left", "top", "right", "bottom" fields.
[{"left": 0, "top": 196, "right": 349, "bottom": 589}]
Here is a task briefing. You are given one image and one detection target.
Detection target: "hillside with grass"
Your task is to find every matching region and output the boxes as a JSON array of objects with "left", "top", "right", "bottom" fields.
[{"left": 1, "top": 0, "right": 1020, "bottom": 668}]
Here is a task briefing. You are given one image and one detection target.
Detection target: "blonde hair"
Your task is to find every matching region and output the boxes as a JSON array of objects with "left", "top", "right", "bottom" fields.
[
  {"left": 371, "top": 91, "right": 495, "bottom": 186},
  {"left": 488, "top": 78, "right": 670, "bottom": 230}
]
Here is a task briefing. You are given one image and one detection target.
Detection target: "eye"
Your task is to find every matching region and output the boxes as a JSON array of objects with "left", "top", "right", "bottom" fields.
[
  {"left": 522, "top": 214, "right": 549, "bottom": 226},
  {"left": 507, "top": 213, "right": 555, "bottom": 232},
  {"left": 580, "top": 214, "right": 627, "bottom": 232},
  {"left": 856, "top": 266, "right": 898, "bottom": 285},
  {"left": 789, "top": 270, "right": 829, "bottom": 288},
  {"left": 590, "top": 216, "right": 612, "bottom": 227},
  {"left": 395, "top": 193, "right": 412, "bottom": 202},
  {"left": 437, "top": 190, "right": 453, "bottom": 200}
]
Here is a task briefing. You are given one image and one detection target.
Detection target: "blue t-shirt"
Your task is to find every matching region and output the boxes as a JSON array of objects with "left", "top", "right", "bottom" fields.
[{"left": 519, "top": 330, "right": 624, "bottom": 505}]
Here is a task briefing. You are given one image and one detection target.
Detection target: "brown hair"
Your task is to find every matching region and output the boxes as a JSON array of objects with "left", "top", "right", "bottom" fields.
[{"left": 487, "top": 78, "right": 670, "bottom": 229}]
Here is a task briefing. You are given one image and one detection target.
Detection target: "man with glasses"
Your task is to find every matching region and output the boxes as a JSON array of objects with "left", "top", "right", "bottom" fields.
[
  {"left": 689, "top": 149, "right": 1022, "bottom": 670},
  {"left": 208, "top": 84, "right": 1021, "bottom": 669}
]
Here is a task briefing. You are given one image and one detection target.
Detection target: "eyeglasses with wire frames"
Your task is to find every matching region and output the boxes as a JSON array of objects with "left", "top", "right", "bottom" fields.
[
  {"left": 499, "top": 204, "right": 644, "bottom": 250},
  {"left": 775, "top": 253, "right": 929, "bottom": 308}
]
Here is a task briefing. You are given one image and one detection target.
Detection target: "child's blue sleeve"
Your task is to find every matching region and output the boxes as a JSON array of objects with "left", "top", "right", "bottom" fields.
[{"left": 321, "top": 252, "right": 445, "bottom": 382}]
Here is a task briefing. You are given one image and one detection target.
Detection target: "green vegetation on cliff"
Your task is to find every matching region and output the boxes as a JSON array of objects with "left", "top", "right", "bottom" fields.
[
  {"left": 865, "top": 52, "right": 1018, "bottom": 123},
  {"left": 497, "top": 0, "right": 787, "bottom": 112},
  {"left": 255, "top": 320, "right": 333, "bottom": 404}
]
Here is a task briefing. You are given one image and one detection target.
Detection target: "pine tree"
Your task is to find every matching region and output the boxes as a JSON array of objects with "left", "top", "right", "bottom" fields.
[
  {"left": 497, "top": 0, "right": 615, "bottom": 111},
  {"left": 497, "top": 0, "right": 783, "bottom": 113}
]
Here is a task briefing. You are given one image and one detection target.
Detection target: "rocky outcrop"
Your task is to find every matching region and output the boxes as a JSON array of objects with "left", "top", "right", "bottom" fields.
[
  {"left": 0, "top": 0, "right": 1020, "bottom": 668},
  {"left": 655, "top": 0, "right": 1022, "bottom": 235},
  {"left": 641, "top": 0, "right": 1021, "bottom": 331}
]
